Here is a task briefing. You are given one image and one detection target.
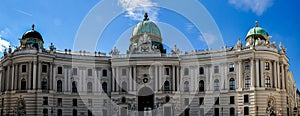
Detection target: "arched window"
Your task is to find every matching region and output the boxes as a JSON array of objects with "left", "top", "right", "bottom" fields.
[
  {"left": 122, "top": 81, "right": 127, "bottom": 92},
  {"left": 41, "top": 78, "right": 47, "bottom": 90},
  {"left": 184, "top": 81, "right": 189, "bottom": 92},
  {"left": 230, "top": 107, "right": 235, "bottom": 116},
  {"left": 265, "top": 76, "right": 271, "bottom": 88},
  {"left": 199, "top": 67, "right": 204, "bottom": 75},
  {"left": 245, "top": 76, "right": 251, "bottom": 88},
  {"left": 199, "top": 80, "right": 204, "bottom": 92},
  {"left": 87, "top": 82, "right": 93, "bottom": 93},
  {"left": 229, "top": 78, "right": 235, "bottom": 90},
  {"left": 214, "top": 79, "right": 220, "bottom": 91},
  {"left": 57, "top": 80, "right": 62, "bottom": 92},
  {"left": 21, "top": 78, "right": 26, "bottom": 90},
  {"left": 102, "top": 82, "right": 107, "bottom": 93},
  {"left": 164, "top": 81, "right": 170, "bottom": 91},
  {"left": 72, "top": 81, "right": 77, "bottom": 93}
]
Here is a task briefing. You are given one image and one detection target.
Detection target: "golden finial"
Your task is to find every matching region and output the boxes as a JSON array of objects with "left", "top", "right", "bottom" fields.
[
  {"left": 255, "top": 21, "right": 258, "bottom": 27},
  {"left": 32, "top": 24, "right": 35, "bottom": 30}
]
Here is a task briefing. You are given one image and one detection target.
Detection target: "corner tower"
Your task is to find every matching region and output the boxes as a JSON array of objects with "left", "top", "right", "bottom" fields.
[
  {"left": 245, "top": 21, "right": 271, "bottom": 47},
  {"left": 19, "top": 24, "right": 44, "bottom": 50},
  {"left": 128, "top": 13, "right": 166, "bottom": 54}
]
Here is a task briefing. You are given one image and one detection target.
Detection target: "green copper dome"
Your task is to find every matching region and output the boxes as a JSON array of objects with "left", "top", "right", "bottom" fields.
[
  {"left": 246, "top": 21, "right": 269, "bottom": 38},
  {"left": 132, "top": 13, "right": 161, "bottom": 37}
]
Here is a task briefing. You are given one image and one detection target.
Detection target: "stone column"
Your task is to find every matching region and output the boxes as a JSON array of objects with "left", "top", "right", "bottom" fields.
[
  {"left": 205, "top": 65, "right": 209, "bottom": 91},
  {"left": 116, "top": 67, "right": 119, "bottom": 92},
  {"left": 250, "top": 59, "right": 255, "bottom": 88},
  {"left": 224, "top": 64, "right": 228, "bottom": 90},
  {"left": 176, "top": 66, "right": 180, "bottom": 91},
  {"left": 49, "top": 63, "right": 53, "bottom": 90},
  {"left": 277, "top": 62, "right": 280, "bottom": 89},
  {"left": 37, "top": 62, "right": 42, "bottom": 89},
  {"left": 14, "top": 64, "right": 19, "bottom": 90},
  {"left": 273, "top": 61, "right": 277, "bottom": 88},
  {"left": 282, "top": 64, "right": 286, "bottom": 90},
  {"left": 68, "top": 68, "right": 71, "bottom": 92},
  {"left": 172, "top": 65, "right": 176, "bottom": 91},
  {"left": 260, "top": 59, "right": 264, "bottom": 87},
  {"left": 160, "top": 65, "right": 163, "bottom": 91},
  {"left": 32, "top": 61, "right": 36, "bottom": 89},
  {"left": 280, "top": 64, "right": 284, "bottom": 89},
  {"left": 235, "top": 62, "right": 239, "bottom": 89},
  {"left": 210, "top": 65, "right": 213, "bottom": 90},
  {"left": 112, "top": 67, "right": 115, "bottom": 92},
  {"left": 129, "top": 66, "right": 132, "bottom": 92},
  {"left": 255, "top": 59, "right": 260, "bottom": 88},
  {"left": 64, "top": 68, "right": 68, "bottom": 91},
  {"left": 238, "top": 61, "right": 242, "bottom": 89},
  {"left": 190, "top": 66, "right": 194, "bottom": 91},
  {"left": 133, "top": 65, "right": 137, "bottom": 91},
  {"left": 155, "top": 66, "right": 158, "bottom": 91},
  {"left": 11, "top": 64, "right": 15, "bottom": 90},
  {"left": 53, "top": 64, "right": 56, "bottom": 91},
  {"left": 6, "top": 65, "right": 10, "bottom": 91}
]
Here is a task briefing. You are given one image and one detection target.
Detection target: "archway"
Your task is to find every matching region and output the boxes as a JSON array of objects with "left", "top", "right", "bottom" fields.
[{"left": 138, "top": 87, "right": 154, "bottom": 114}]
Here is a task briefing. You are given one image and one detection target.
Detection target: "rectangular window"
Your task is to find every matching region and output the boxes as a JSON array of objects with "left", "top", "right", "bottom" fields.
[
  {"left": 73, "top": 99, "right": 77, "bottom": 106},
  {"left": 184, "top": 68, "right": 189, "bottom": 75},
  {"left": 287, "top": 96, "right": 289, "bottom": 104},
  {"left": 73, "top": 109, "right": 77, "bottom": 116},
  {"left": 58, "top": 67, "right": 62, "bottom": 74},
  {"left": 214, "top": 108, "right": 219, "bottom": 116},
  {"left": 88, "top": 110, "right": 93, "bottom": 116},
  {"left": 199, "top": 67, "right": 204, "bottom": 75},
  {"left": 103, "top": 69, "right": 107, "bottom": 77},
  {"left": 265, "top": 62, "right": 270, "bottom": 70},
  {"left": 184, "top": 98, "right": 189, "bottom": 106},
  {"left": 199, "top": 97, "right": 204, "bottom": 105},
  {"left": 72, "top": 68, "right": 77, "bottom": 75},
  {"left": 88, "top": 69, "right": 92, "bottom": 76},
  {"left": 57, "top": 98, "right": 62, "bottom": 106},
  {"left": 164, "top": 68, "right": 170, "bottom": 75},
  {"left": 244, "top": 95, "right": 249, "bottom": 103},
  {"left": 215, "top": 97, "right": 219, "bottom": 105},
  {"left": 244, "top": 107, "right": 249, "bottom": 115},
  {"left": 22, "top": 65, "right": 26, "bottom": 72},
  {"left": 43, "top": 108, "right": 48, "bottom": 116},
  {"left": 230, "top": 96, "right": 235, "bottom": 104},
  {"left": 229, "top": 63, "right": 234, "bottom": 72},
  {"left": 88, "top": 99, "right": 92, "bottom": 106},
  {"left": 122, "top": 69, "right": 127, "bottom": 76},
  {"left": 245, "top": 62, "right": 250, "bottom": 70},
  {"left": 43, "top": 97, "right": 48, "bottom": 105},
  {"left": 57, "top": 109, "right": 62, "bottom": 116},
  {"left": 42, "top": 65, "right": 47, "bottom": 73},
  {"left": 214, "top": 66, "right": 219, "bottom": 73}
]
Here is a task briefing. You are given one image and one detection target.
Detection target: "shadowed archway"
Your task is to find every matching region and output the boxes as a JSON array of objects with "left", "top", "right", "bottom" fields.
[{"left": 138, "top": 87, "right": 154, "bottom": 115}]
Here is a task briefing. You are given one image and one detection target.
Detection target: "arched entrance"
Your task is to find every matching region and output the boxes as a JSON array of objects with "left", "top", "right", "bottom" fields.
[{"left": 138, "top": 87, "right": 154, "bottom": 114}]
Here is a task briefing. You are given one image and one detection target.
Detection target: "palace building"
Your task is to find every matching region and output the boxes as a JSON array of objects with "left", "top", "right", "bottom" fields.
[{"left": 0, "top": 13, "right": 299, "bottom": 116}]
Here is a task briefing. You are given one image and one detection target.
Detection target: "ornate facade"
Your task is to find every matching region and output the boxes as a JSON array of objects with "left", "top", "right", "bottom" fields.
[{"left": 0, "top": 14, "right": 299, "bottom": 116}]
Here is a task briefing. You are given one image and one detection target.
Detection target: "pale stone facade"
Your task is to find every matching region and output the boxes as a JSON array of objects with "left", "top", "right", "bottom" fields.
[{"left": 0, "top": 16, "right": 299, "bottom": 116}]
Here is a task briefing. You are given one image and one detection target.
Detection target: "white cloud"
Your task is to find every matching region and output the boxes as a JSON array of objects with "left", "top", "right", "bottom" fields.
[
  {"left": 118, "top": 0, "right": 159, "bottom": 22},
  {"left": 15, "top": 9, "right": 33, "bottom": 17},
  {"left": 199, "top": 32, "right": 218, "bottom": 46},
  {"left": 0, "top": 28, "right": 11, "bottom": 52},
  {"left": 229, "top": 0, "right": 274, "bottom": 16}
]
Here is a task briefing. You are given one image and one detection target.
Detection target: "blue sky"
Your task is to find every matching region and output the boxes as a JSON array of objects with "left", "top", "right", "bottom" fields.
[{"left": 0, "top": 0, "right": 299, "bottom": 88}]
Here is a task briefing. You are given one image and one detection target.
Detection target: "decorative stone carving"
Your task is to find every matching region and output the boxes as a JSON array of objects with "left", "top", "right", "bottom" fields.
[
  {"left": 15, "top": 95, "right": 26, "bottom": 116},
  {"left": 266, "top": 96, "right": 276, "bottom": 115},
  {"left": 235, "top": 38, "right": 242, "bottom": 50},
  {"left": 171, "top": 45, "right": 181, "bottom": 55},
  {"left": 109, "top": 47, "right": 120, "bottom": 55}
]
